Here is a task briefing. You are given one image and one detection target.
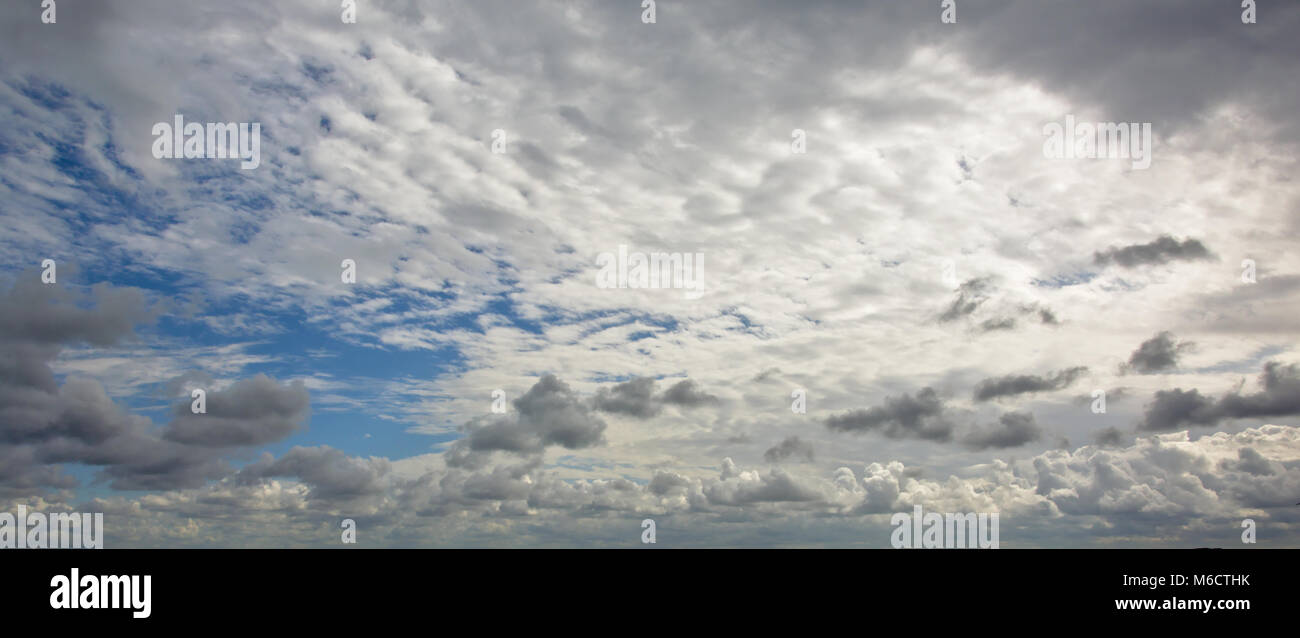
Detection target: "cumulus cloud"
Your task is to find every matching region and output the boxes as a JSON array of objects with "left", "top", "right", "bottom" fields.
[{"left": 33, "top": 424, "right": 1298, "bottom": 547}]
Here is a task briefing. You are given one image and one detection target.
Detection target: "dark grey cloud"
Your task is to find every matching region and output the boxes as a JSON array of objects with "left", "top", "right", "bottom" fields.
[
  {"left": 939, "top": 277, "right": 992, "bottom": 322},
  {"left": 1126, "top": 331, "right": 1192, "bottom": 374},
  {"left": 1094, "top": 236, "right": 1212, "bottom": 268},
  {"left": 763, "top": 436, "right": 814, "bottom": 463},
  {"left": 974, "top": 366, "right": 1088, "bottom": 401},
  {"left": 979, "top": 317, "right": 1016, "bottom": 332},
  {"left": 962, "top": 411, "right": 1042, "bottom": 450},
  {"left": 592, "top": 377, "right": 718, "bottom": 418},
  {"left": 0, "top": 277, "right": 153, "bottom": 347},
  {"left": 0, "top": 278, "right": 310, "bottom": 492},
  {"left": 448, "top": 375, "right": 607, "bottom": 467},
  {"left": 1219, "top": 447, "right": 1283, "bottom": 476},
  {"left": 825, "top": 388, "right": 953, "bottom": 441},
  {"left": 661, "top": 379, "right": 718, "bottom": 406},
  {"left": 1139, "top": 361, "right": 1300, "bottom": 431},
  {"left": 592, "top": 376, "right": 659, "bottom": 418},
  {"left": 1095, "top": 427, "right": 1124, "bottom": 447},
  {"left": 162, "top": 375, "right": 311, "bottom": 447}
]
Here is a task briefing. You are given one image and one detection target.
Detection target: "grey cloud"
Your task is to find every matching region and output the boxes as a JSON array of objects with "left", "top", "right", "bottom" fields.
[
  {"left": 1139, "top": 362, "right": 1300, "bottom": 431},
  {"left": 1126, "top": 331, "right": 1192, "bottom": 374},
  {"left": 962, "top": 411, "right": 1043, "bottom": 450},
  {"left": 592, "top": 377, "right": 717, "bottom": 418},
  {"left": 1094, "top": 236, "right": 1212, "bottom": 268},
  {"left": 704, "top": 459, "right": 822, "bottom": 505},
  {"left": 449, "top": 375, "right": 607, "bottom": 466},
  {"left": 0, "top": 279, "right": 305, "bottom": 492},
  {"left": 974, "top": 366, "right": 1088, "bottom": 401},
  {"left": 238, "top": 446, "right": 390, "bottom": 502},
  {"left": 825, "top": 388, "right": 953, "bottom": 442},
  {"left": 763, "top": 436, "right": 814, "bottom": 463},
  {"left": 661, "top": 379, "right": 718, "bottom": 406},
  {"left": 1095, "top": 427, "right": 1124, "bottom": 447},
  {"left": 939, "top": 277, "right": 993, "bottom": 322},
  {"left": 979, "top": 317, "right": 1016, "bottom": 332},
  {"left": 0, "top": 277, "right": 153, "bottom": 347},
  {"left": 592, "top": 377, "right": 659, "bottom": 418},
  {"left": 648, "top": 471, "right": 692, "bottom": 496},
  {"left": 1220, "top": 447, "right": 1283, "bottom": 476},
  {"left": 163, "top": 375, "right": 311, "bottom": 447}
]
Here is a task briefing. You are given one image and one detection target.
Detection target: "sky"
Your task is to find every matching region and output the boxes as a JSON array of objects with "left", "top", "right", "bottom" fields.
[{"left": 1, "top": 0, "right": 1298, "bottom": 548}]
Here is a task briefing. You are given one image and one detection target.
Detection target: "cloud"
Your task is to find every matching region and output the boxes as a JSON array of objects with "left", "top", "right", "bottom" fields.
[
  {"left": 592, "top": 377, "right": 659, "bottom": 418},
  {"left": 974, "top": 367, "right": 1088, "bottom": 401},
  {"left": 447, "top": 375, "right": 607, "bottom": 467},
  {"left": 1, "top": 0, "right": 1298, "bottom": 548},
  {"left": 162, "top": 375, "right": 311, "bottom": 447},
  {"left": 237, "top": 446, "right": 390, "bottom": 504},
  {"left": 661, "top": 379, "right": 719, "bottom": 407},
  {"left": 56, "top": 424, "right": 1300, "bottom": 547},
  {"left": 591, "top": 377, "right": 717, "bottom": 418},
  {"left": 939, "top": 277, "right": 993, "bottom": 322},
  {"left": 825, "top": 388, "right": 954, "bottom": 442},
  {"left": 0, "top": 278, "right": 312, "bottom": 492},
  {"left": 1139, "top": 362, "right": 1300, "bottom": 431},
  {"left": 962, "top": 411, "right": 1043, "bottom": 450},
  {"left": 703, "top": 459, "right": 824, "bottom": 505},
  {"left": 1095, "top": 427, "right": 1124, "bottom": 447},
  {"left": 1094, "top": 236, "right": 1212, "bottom": 268},
  {"left": 763, "top": 436, "right": 814, "bottom": 463},
  {"left": 1125, "top": 331, "right": 1192, "bottom": 374}
]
